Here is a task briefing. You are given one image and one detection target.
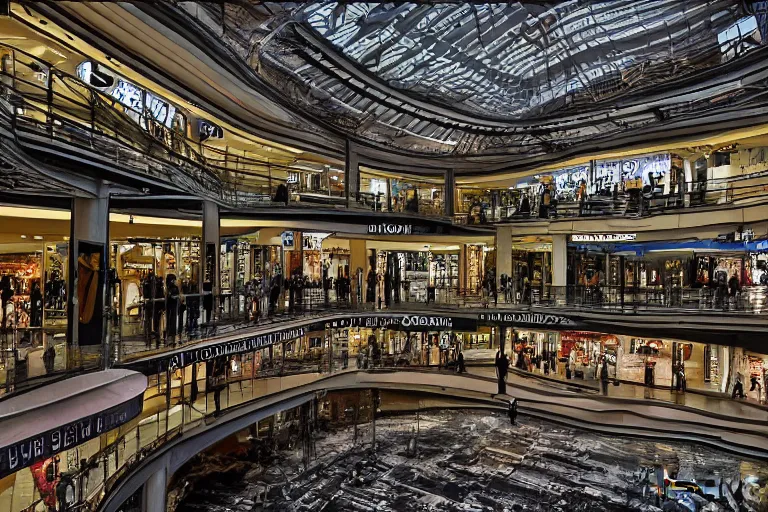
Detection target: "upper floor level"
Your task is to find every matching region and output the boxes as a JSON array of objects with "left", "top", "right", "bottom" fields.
[{"left": 2, "top": 3, "right": 768, "bottom": 231}]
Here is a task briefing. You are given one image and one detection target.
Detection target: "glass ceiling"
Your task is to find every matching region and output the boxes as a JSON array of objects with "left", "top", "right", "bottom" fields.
[{"left": 188, "top": 1, "right": 768, "bottom": 157}]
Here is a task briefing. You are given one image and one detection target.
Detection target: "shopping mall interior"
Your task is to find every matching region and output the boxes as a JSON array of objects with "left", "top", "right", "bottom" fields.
[{"left": 2, "top": 1, "right": 768, "bottom": 511}]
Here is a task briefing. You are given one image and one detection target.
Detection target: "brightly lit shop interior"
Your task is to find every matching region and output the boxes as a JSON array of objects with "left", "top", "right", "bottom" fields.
[
  {"left": 359, "top": 168, "right": 445, "bottom": 217},
  {"left": 502, "top": 325, "right": 757, "bottom": 395}
]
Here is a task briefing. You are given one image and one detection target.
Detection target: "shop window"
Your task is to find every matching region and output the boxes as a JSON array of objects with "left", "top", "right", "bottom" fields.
[
  {"left": 630, "top": 338, "right": 663, "bottom": 355},
  {"left": 713, "top": 151, "right": 731, "bottom": 167}
]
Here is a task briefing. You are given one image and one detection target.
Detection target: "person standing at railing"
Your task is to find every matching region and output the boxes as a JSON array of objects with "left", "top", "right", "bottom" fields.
[
  {"left": 518, "top": 193, "right": 531, "bottom": 216},
  {"left": 166, "top": 274, "right": 179, "bottom": 344},
  {"left": 728, "top": 273, "right": 740, "bottom": 309},
  {"left": 577, "top": 180, "right": 587, "bottom": 216}
]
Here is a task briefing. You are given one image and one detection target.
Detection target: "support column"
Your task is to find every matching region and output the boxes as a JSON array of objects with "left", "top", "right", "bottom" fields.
[
  {"left": 142, "top": 467, "right": 167, "bottom": 512},
  {"left": 349, "top": 239, "right": 367, "bottom": 305},
  {"left": 683, "top": 158, "right": 693, "bottom": 207},
  {"left": 345, "top": 140, "right": 360, "bottom": 207},
  {"left": 552, "top": 235, "right": 567, "bottom": 288},
  {"left": 69, "top": 184, "right": 110, "bottom": 369},
  {"left": 202, "top": 201, "right": 219, "bottom": 324},
  {"left": 458, "top": 245, "right": 467, "bottom": 294},
  {"left": 444, "top": 169, "right": 456, "bottom": 217},
  {"left": 495, "top": 226, "right": 512, "bottom": 295}
]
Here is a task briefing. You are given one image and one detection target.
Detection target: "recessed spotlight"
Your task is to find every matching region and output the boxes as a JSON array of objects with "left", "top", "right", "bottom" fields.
[
  {"left": 20, "top": 235, "right": 27, "bottom": 239},
  {"left": 33, "top": 235, "right": 43, "bottom": 240}
]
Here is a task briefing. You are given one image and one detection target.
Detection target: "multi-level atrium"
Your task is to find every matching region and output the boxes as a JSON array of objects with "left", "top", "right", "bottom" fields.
[{"left": 2, "top": 1, "right": 768, "bottom": 511}]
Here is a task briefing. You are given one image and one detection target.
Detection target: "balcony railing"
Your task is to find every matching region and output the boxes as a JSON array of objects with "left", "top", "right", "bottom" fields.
[{"left": 456, "top": 170, "right": 768, "bottom": 225}]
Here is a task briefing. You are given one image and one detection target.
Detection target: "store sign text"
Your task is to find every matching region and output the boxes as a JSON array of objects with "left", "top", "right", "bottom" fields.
[
  {"left": 0, "top": 395, "right": 143, "bottom": 479},
  {"left": 368, "top": 223, "right": 413, "bottom": 235},
  {"left": 327, "top": 315, "right": 453, "bottom": 330},
  {"left": 571, "top": 234, "right": 636, "bottom": 243},
  {"left": 401, "top": 316, "right": 452, "bottom": 329},
  {"left": 478, "top": 312, "right": 576, "bottom": 327},
  {"left": 171, "top": 326, "right": 306, "bottom": 368}
]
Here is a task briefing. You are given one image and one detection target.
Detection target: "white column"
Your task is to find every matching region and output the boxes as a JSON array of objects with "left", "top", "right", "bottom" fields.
[
  {"left": 495, "top": 226, "right": 512, "bottom": 292},
  {"left": 552, "top": 234, "right": 567, "bottom": 287},
  {"left": 683, "top": 158, "right": 693, "bottom": 207},
  {"left": 142, "top": 467, "right": 167, "bottom": 512}
]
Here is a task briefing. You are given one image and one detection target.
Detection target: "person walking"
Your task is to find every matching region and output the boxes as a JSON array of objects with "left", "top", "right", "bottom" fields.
[
  {"left": 207, "top": 357, "right": 227, "bottom": 416},
  {"left": 600, "top": 360, "right": 609, "bottom": 395},
  {"left": 496, "top": 350, "right": 509, "bottom": 395},
  {"left": 456, "top": 351, "right": 466, "bottom": 374},
  {"left": 733, "top": 377, "right": 745, "bottom": 399}
]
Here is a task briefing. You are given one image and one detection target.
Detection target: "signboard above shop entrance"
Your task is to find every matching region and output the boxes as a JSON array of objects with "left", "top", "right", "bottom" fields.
[
  {"left": 571, "top": 234, "right": 637, "bottom": 243},
  {"left": 368, "top": 223, "right": 413, "bottom": 235}
]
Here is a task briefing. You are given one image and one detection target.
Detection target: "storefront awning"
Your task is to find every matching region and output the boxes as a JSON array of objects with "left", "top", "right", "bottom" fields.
[{"left": 570, "top": 239, "right": 768, "bottom": 256}]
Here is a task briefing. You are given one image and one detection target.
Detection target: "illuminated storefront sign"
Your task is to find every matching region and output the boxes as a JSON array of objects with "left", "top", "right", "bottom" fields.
[
  {"left": 326, "top": 315, "right": 474, "bottom": 331},
  {"left": 478, "top": 312, "right": 577, "bottom": 327},
  {"left": 281, "top": 231, "right": 295, "bottom": 249},
  {"left": 590, "top": 153, "right": 670, "bottom": 195},
  {"left": 198, "top": 119, "right": 224, "bottom": 141},
  {"left": 170, "top": 326, "right": 306, "bottom": 369},
  {"left": 400, "top": 315, "right": 452, "bottom": 329},
  {"left": 368, "top": 223, "right": 413, "bottom": 235},
  {"left": 0, "top": 394, "right": 143, "bottom": 478},
  {"left": 571, "top": 234, "right": 637, "bottom": 243}
]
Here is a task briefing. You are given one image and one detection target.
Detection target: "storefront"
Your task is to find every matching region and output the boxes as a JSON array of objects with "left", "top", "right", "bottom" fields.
[
  {"left": 372, "top": 248, "right": 460, "bottom": 304},
  {"left": 0, "top": 241, "right": 70, "bottom": 388},
  {"left": 568, "top": 237, "right": 768, "bottom": 308},
  {"left": 499, "top": 324, "right": 729, "bottom": 393},
  {"left": 391, "top": 178, "right": 444, "bottom": 217},
  {"left": 513, "top": 328, "right": 560, "bottom": 375},
  {"left": 456, "top": 188, "right": 522, "bottom": 224},
  {"left": 510, "top": 237, "right": 552, "bottom": 302},
  {"left": 429, "top": 251, "right": 459, "bottom": 299},
  {"left": 113, "top": 237, "right": 203, "bottom": 340},
  {"left": 464, "top": 244, "right": 494, "bottom": 294}
]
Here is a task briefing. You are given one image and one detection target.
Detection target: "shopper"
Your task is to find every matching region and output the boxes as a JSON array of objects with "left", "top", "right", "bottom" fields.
[
  {"left": 208, "top": 356, "right": 226, "bottom": 416},
  {"left": 728, "top": 273, "right": 740, "bottom": 298},
  {"left": 565, "top": 362, "right": 572, "bottom": 380},
  {"left": 495, "top": 350, "right": 509, "bottom": 395},
  {"left": 578, "top": 179, "right": 587, "bottom": 215},
  {"left": 750, "top": 376, "right": 762, "bottom": 400},
  {"left": 507, "top": 398, "right": 518, "bottom": 425},
  {"left": 600, "top": 360, "right": 609, "bottom": 395},
  {"left": 165, "top": 274, "right": 179, "bottom": 342},
  {"left": 675, "top": 363, "right": 687, "bottom": 392},
  {"left": 43, "top": 345, "right": 55, "bottom": 374},
  {"left": 518, "top": 193, "right": 531, "bottom": 216},
  {"left": 456, "top": 351, "right": 466, "bottom": 374},
  {"left": 732, "top": 377, "right": 745, "bottom": 399}
]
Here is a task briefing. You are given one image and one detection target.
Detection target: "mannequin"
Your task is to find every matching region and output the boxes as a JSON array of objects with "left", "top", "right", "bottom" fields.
[
  {"left": 1, "top": 275, "right": 13, "bottom": 332},
  {"left": 30, "top": 281, "right": 43, "bottom": 327}
]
